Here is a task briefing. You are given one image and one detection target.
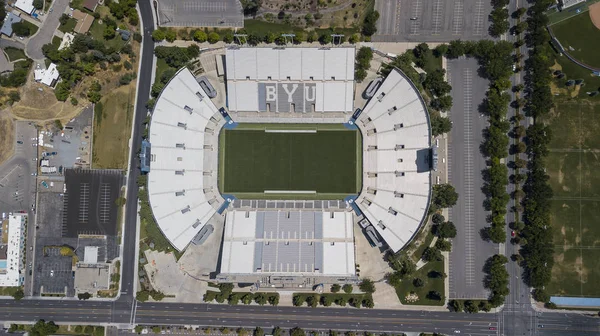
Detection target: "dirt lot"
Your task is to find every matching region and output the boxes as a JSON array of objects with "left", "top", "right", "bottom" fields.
[
  {"left": 257, "top": 0, "right": 370, "bottom": 29},
  {"left": 590, "top": 2, "right": 600, "bottom": 30}
]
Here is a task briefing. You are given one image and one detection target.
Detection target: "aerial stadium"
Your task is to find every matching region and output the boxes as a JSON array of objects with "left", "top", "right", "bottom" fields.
[{"left": 145, "top": 46, "right": 432, "bottom": 287}]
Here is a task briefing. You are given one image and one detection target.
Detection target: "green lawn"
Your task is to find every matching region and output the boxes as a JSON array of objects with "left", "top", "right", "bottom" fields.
[
  {"left": 545, "top": 93, "right": 600, "bottom": 297},
  {"left": 52, "top": 36, "right": 61, "bottom": 48},
  {"left": 155, "top": 58, "right": 172, "bottom": 84},
  {"left": 58, "top": 17, "right": 77, "bottom": 33},
  {"left": 394, "top": 260, "right": 445, "bottom": 306},
  {"left": 3, "top": 47, "right": 26, "bottom": 62},
  {"left": 553, "top": 56, "right": 600, "bottom": 99},
  {"left": 552, "top": 12, "right": 600, "bottom": 68},
  {"left": 547, "top": 0, "right": 600, "bottom": 25},
  {"left": 243, "top": 19, "right": 303, "bottom": 36},
  {"left": 21, "top": 21, "right": 38, "bottom": 36},
  {"left": 89, "top": 20, "right": 125, "bottom": 50},
  {"left": 220, "top": 125, "right": 360, "bottom": 195}
]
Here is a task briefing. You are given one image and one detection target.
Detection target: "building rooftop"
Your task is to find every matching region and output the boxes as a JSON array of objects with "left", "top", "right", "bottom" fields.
[
  {"left": 72, "top": 9, "right": 95, "bottom": 34},
  {"left": 0, "top": 215, "right": 25, "bottom": 287},
  {"left": 14, "top": 0, "right": 35, "bottom": 15},
  {"left": 219, "top": 210, "right": 356, "bottom": 276},
  {"left": 356, "top": 68, "right": 432, "bottom": 252},
  {"left": 83, "top": 246, "right": 99, "bottom": 264},
  {"left": 82, "top": 0, "right": 99, "bottom": 12},
  {"left": 147, "top": 68, "right": 222, "bottom": 251},
  {"left": 225, "top": 47, "right": 355, "bottom": 113},
  {"left": 38, "top": 63, "right": 60, "bottom": 87},
  {"left": 0, "top": 11, "right": 22, "bottom": 37},
  {"left": 74, "top": 265, "right": 109, "bottom": 293}
]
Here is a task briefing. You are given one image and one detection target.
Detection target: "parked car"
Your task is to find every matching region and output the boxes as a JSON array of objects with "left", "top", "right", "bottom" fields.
[{"left": 17, "top": 140, "right": 23, "bottom": 144}]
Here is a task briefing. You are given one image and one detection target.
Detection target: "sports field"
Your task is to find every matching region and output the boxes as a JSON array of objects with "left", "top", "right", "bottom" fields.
[
  {"left": 219, "top": 123, "right": 361, "bottom": 199},
  {"left": 545, "top": 100, "right": 600, "bottom": 296},
  {"left": 551, "top": 5, "right": 600, "bottom": 68}
]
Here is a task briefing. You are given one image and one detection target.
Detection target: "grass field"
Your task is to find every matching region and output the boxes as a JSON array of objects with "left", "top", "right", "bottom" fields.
[
  {"left": 219, "top": 123, "right": 360, "bottom": 198},
  {"left": 58, "top": 17, "right": 77, "bottom": 33},
  {"left": 3, "top": 47, "right": 26, "bottom": 62},
  {"left": 547, "top": 0, "right": 600, "bottom": 25},
  {"left": 552, "top": 12, "right": 600, "bottom": 68},
  {"left": 545, "top": 99, "right": 600, "bottom": 296},
  {"left": 92, "top": 85, "right": 134, "bottom": 169},
  {"left": 394, "top": 259, "right": 445, "bottom": 306},
  {"left": 243, "top": 19, "right": 303, "bottom": 36}
]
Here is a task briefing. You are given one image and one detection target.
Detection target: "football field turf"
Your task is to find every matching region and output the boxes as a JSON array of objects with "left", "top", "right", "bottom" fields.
[{"left": 219, "top": 124, "right": 361, "bottom": 196}]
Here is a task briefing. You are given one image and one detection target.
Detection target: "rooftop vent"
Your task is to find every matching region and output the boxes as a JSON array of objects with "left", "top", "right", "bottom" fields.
[
  {"left": 184, "top": 105, "right": 193, "bottom": 114},
  {"left": 387, "top": 106, "right": 398, "bottom": 115},
  {"left": 176, "top": 143, "right": 185, "bottom": 149},
  {"left": 192, "top": 219, "right": 201, "bottom": 228},
  {"left": 195, "top": 92, "right": 204, "bottom": 101},
  {"left": 177, "top": 122, "right": 187, "bottom": 129},
  {"left": 394, "top": 123, "right": 404, "bottom": 130},
  {"left": 395, "top": 144, "right": 405, "bottom": 150},
  {"left": 175, "top": 190, "right": 185, "bottom": 196},
  {"left": 388, "top": 207, "right": 398, "bottom": 216},
  {"left": 181, "top": 206, "right": 191, "bottom": 214},
  {"left": 175, "top": 170, "right": 185, "bottom": 175},
  {"left": 394, "top": 192, "right": 405, "bottom": 198}
]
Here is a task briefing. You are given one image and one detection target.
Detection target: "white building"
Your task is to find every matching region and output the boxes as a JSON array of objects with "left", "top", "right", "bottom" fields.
[
  {"left": 14, "top": 0, "right": 35, "bottom": 15},
  {"left": 147, "top": 68, "right": 224, "bottom": 251},
  {"left": 355, "top": 68, "right": 432, "bottom": 253},
  {"left": 0, "top": 215, "right": 26, "bottom": 287},
  {"left": 225, "top": 47, "right": 355, "bottom": 113},
  {"left": 217, "top": 210, "right": 357, "bottom": 286}
]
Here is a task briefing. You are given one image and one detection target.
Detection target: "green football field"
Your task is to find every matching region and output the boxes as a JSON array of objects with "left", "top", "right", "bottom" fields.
[{"left": 219, "top": 124, "right": 361, "bottom": 197}]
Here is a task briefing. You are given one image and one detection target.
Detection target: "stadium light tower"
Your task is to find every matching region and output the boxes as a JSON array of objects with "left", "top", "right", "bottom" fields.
[
  {"left": 233, "top": 34, "right": 248, "bottom": 45},
  {"left": 331, "top": 34, "right": 344, "bottom": 46},
  {"left": 281, "top": 33, "right": 295, "bottom": 45}
]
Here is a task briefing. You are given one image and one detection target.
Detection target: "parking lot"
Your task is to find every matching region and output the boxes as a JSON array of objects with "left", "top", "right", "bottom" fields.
[
  {"left": 34, "top": 245, "right": 75, "bottom": 296},
  {"left": 446, "top": 57, "right": 498, "bottom": 299},
  {"left": 156, "top": 0, "right": 243, "bottom": 28},
  {"left": 374, "top": 0, "right": 492, "bottom": 42}
]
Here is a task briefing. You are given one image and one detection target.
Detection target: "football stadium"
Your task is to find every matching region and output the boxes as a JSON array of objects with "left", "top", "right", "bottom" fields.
[{"left": 145, "top": 46, "right": 432, "bottom": 286}]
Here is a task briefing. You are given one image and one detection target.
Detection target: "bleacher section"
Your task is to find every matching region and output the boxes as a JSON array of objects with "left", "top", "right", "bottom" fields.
[
  {"left": 147, "top": 68, "right": 225, "bottom": 251},
  {"left": 225, "top": 47, "right": 355, "bottom": 114},
  {"left": 356, "top": 68, "right": 432, "bottom": 253},
  {"left": 218, "top": 210, "right": 357, "bottom": 286}
]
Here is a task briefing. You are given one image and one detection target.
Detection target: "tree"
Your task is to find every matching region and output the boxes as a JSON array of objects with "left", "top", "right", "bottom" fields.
[
  {"left": 464, "top": 300, "right": 479, "bottom": 313},
  {"left": 431, "top": 115, "right": 452, "bottom": 135},
  {"left": 413, "top": 277, "right": 424, "bottom": 287},
  {"left": 427, "top": 290, "right": 443, "bottom": 301},
  {"left": 342, "top": 284, "right": 353, "bottom": 294},
  {"left": 431, "top": 95, "right": 453, "bottom": 112},
  {"left": 59, "top": 13, "right": 70, "bottom": 25},
  {"left": 423, "top": 69, "right": 451, "bottom": 97},
  {"left": 362, "top": 10, "right": 380, "bottom": 36},
  {"left": 136, "top": 290, "right": 149, "bottom": 302},
  {"left": 331, "top": 284, "right": 341, "bottom": 293},
  {"left": 165, "top": 29, "right": 177, "bottom": 42},
  {"left": 30, "top": 320, "right": 59, "bottom": 336},
  {"left": 193, "top": 30, "right": 207, "bottom": 42},
  {"left": 422, "top": 247, "right": 443, "bottom": 262},
  {"left": 12, "top": 288, "right": 24, "bottom": 300},
  {"left": 479, "top": 300, "right": 492, "bottom": 312},
  {"left": 446, "top": 40, "right": 466, "bottom": 58},
  {"left": 533, "top": 288, "right": 550, "bottom": 303},
  {"left": 241, "top": 0, "right": 261, "bottom": 16},
  {"left": 253, "top": 327, "right": 264, "bottom": 336},
  {"left": 290, "top": 327, "right": 306, "bottom": 336},
  {"left": 432, "top": 184, "right": 459, "bottom": 208},
  {"left": 434, "top": 44, "right": 449, "bottom": 57},
  {"left": 104, "top": 25, "right": 116, "bottom": 39},
  {"left": 319, "top": 33, "right": 332, "bottom": 45},
  {"left": 152, "top": 29, "right": 166, "bottom": 41},
  {"left": 208, "top": 32, "right": 220, "bottom": 44},
  {"left": 359, "top": 278, "right": 376, "bottom": 293},
  {"left": 449, "top": 299, "right": 464, "bottom": 312},
  {"left": 12, "top": 22, "right": 31, "bottom": 36},
  {"left": 435, "top": 239, "right": 452, "bottom": 251},
  {"left": 77, "top": 292, "right": 92, "bottom": 300},
  {"left": 432, "top": 213, "right": 445, "bottom": 225}
]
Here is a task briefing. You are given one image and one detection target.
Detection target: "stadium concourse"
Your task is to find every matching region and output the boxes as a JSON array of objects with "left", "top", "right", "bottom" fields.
[{"left": 145, "top": 47, "right": 432, "bottom": 286}]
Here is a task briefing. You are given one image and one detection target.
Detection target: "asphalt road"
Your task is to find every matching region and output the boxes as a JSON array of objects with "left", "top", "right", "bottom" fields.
[
  {"left": 26, "top": 0, "right": 70, "bottom": 60},
  {"left": 447, "top": 57, "right": 499, "bottom": 299},
  {"left": 374, "top": 0, "right": 492, "bottom": 42},
  {"left": 117, "top": 0, "right": 156, "bottom": 304}
]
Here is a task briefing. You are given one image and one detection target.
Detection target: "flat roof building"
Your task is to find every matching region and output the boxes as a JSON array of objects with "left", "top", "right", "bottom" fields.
[
  {"left": 225, "top": 47, "right": 355, "bottom": 114},
  {"left": 355, "top": 68, "right": 432, "bottom": 252},
  {"left": 0, "top": 215, "right": 26, "bottom": 287},
  {"left": 147, "top": 68, "right": 224, "bottom": 251},
  {"left": 14, "top": 0, "right": 35, "bottom": 15},
  {"left": 217, "top": 210, "right": 357, "bottom": 287}
]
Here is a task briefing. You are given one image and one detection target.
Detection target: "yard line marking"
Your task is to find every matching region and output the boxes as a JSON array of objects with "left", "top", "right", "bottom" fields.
[
  {"left": 452, "top": 0, "right": 464, "bottom": 36},
  {"left": 432, "top": 0, "right": 443, "bottom": 35}
]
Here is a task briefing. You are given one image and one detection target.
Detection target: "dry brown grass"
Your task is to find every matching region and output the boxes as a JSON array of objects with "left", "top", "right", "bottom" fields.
[
  {"left": 91, "top": 83, "right": 135, "bottom": 169},
  {"left": 0, "top": 112, "right": 15, "bottom": 165}
]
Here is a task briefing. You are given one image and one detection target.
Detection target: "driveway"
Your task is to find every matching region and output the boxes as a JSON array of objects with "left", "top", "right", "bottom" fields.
[
  {"left": 26, "top": 0, "right": 70, "bottom": 60},
  {"left": 0, "top": 49, "right": 13, "bottom": 73}
]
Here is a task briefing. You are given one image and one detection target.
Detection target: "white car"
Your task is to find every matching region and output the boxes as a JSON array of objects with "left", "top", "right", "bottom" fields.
[
  {"left": 512, "top": 64, "right": 517, "bottom": 72},
  {"left": 50, "top": 270, "right": 54, "bottom": 277}
]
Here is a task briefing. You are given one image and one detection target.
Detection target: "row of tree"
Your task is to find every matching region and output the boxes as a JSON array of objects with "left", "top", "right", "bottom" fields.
[
  {"left": 489, "top": 0, "right": 510, "bottom": 37},
  {"left": 520, "top": 0, "right": 555, "bottom": 301},
  {"left": 484, "top": 254, "right": 510, "bottom": 306},
  {"left": 292, "top": 293, "right": 374, "bottom": 308},
  {"left": 354, "top": 47, "right": 373, "bottom": 82}
]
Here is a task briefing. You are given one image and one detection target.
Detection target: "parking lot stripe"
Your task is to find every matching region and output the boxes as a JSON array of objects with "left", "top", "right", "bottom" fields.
[
  {"left": 473, "top": 0, "right": 485, "bottom": 36},
  {"left": 452, "top": 0, "right": 464, "bottom": 36},
  {"left": 431, "top": 0, "right": 443, "bottom": 35},
  {"left": 463, "top": 68, "right": 475, "bottom": 286},
  {"left": 410, "top": 0, "right": 422, "bottom": 35}
]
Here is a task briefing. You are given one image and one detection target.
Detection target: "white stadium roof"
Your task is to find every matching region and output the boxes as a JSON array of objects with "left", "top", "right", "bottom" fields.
[
  {"left": 356, "top": 68, "right": 432, "bottom": 252},
  {"left": 225, "top": 47, "right": 355, "bottom": 113},
  {"left": 147, "top": 68, "right": 221, "bottom": 251},
  {"left": 220, "top": 210, "right": 356, "bottom": 276}
]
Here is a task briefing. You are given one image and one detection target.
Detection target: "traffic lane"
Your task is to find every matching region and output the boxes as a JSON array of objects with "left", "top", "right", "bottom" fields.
[
  {"left": 135, "top": 310, "right": 498, "bottom": 334},
  {"left": 119, "top": 0, "right": 156, "bottom": 298},
  {"left": 26, "top": 0, "right": 70, "bottom": 59}
]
